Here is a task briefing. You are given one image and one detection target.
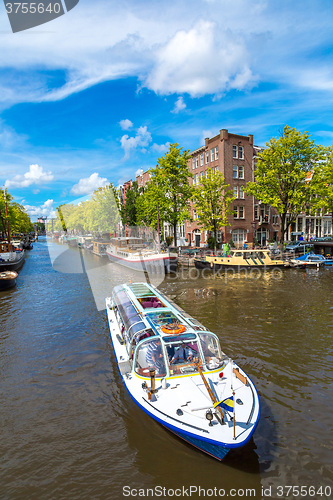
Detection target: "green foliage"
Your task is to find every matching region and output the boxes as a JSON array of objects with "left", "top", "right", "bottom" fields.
[
  {"left": 146, "top": 143, "right": 193, "bottom": 244},
  {"left": 192, "top": 169, "right": 234, "bottom": 250},
  {"left": 245, "top": 125, "right": 325, "bottom": 242},
  {"left": 310, "top": 147, "right": 333, "bottom": 218},
  {"left": 53, "top": 184, "right": 119, "bottom": 235},
  {"left": 0, "top": 188, "right": 34, "bottom": 237},
  {"left": 207, "top": 236, "right": 215, "bottom": 249},
  {"left": 120, "top": 181, "right": 140, "bottom": 226}
]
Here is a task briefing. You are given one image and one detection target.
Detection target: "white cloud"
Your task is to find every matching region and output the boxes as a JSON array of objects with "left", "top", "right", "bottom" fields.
[
  {"left": 151, "top": 142, "right": 170, "bottom": 154},
  {"left": 121, "top": 125, "right": 152, "bottom": 159},
  {"left": 172, "top": 96, "right": 186, "bottom": 114},
  {"left": 5, "top": 164, "right": 54, "bottom": 188},
  {"left": 119, "top": 119, "right": 133, "bottom": 130},
  {"left": 144, "top": 21, "right": 255, "bottom": 97},
  {"left": 0, "top": 0, "right": 331, "bottom": 107},
  {"left": 70, "top": 172, "right": 109, "bottom": 195},
  {"left": 24, "top": 199, "right": 56, "bottom": 220}
]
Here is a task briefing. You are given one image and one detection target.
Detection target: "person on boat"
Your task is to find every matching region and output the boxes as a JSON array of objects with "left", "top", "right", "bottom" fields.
[
  {"left": 170, "top": 343, "right": 194, "bottom": 364},
  {"left": 146, "top": 341, "right": 165, "bottom": 375},
  {"left": 222, "top": 243, "right": 230, "bottom": 256}
]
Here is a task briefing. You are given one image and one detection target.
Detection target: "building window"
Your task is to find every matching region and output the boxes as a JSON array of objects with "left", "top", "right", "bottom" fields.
[
  {"left": 200, "top": 153, "right": 204, "bottom": 166},
  {"left": 193, "top": 209, "right": 197, "bottom": 220},
  {"left": 232, "top": 228, "right": 246, "bottom": 246},
  {"left": 195, "top": 157, "right": 198, "bottom": 168},
  {"left": 215, "top": 146, "right": 219, "bottom": 160},
  {"left": 211, "top": 149, "right": 215, "bottom": 162},
  {"left": 239, "top": 186, "right": 245, "bottom": 199},
  {"left": 254, "top": 205, "right": 259, "bottom": 220},
  {"left": 192, "top": 158, "right": 195, "bottom": 170},
  {"left": 205, "top": 151, "right": 209, "bottom": 164},
  {"left": 238, "top": 146, "right": 244, "bottom": 159},
  {"left": 196, "top": 173, "right": 199, "bottom": 185},
  {"left": 233, "top": 165, "right": 244, "bottom": 179},
  {"left": 233, "top": 186, "right": 238, "bottom": 198},
  {"left": 234, "top": 206, "right": 245, "bottom": 219},
  {"left": 233, "top": 145, "right": 238, "bottom": 158}
]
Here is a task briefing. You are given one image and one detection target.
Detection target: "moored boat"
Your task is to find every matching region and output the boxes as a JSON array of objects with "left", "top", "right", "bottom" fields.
[
  {"left": 194, "top": 248, "right": 287, "bottom": 271},
  {"left": 0, "top": 270, "right": 18, "bottom": 290},
  {"left": 105, "top": 282, "right": 260, "bottom": 460},
  {"left": 106, "top": 237, "right": 177, "bottom": 273},
  {"left": 0, "top": 242, "right": 25, "bottom": 272},
  {"left": 290, "top": 252, "right": 327, "bottom": 268}
]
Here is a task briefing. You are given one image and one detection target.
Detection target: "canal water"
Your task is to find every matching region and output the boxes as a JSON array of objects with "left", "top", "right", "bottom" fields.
[{"left": 1, "top": 237, "right": 332, "bottom": 499}]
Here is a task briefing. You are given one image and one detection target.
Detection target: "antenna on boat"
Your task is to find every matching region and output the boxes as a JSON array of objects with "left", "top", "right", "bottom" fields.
[
  {"left": 4, "top": 189, "right": 11, "bottom": 245},
  {"left": 230, "top": 358, "right": 236, "bottom": 440}
]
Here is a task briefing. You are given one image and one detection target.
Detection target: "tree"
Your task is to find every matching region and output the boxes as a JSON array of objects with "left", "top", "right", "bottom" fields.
[
  {"left": 0, "top": 188, "right": 34, "bottom": 237},
  {"left": 246, "top": 125, "right": 325, "bottom": 243},
  {"left": 149, "top": 143, "right": 193, "bottom": 245},
  {"left": 192, "top": 169, "right": 234, "bottom": 252},
  {"left": 120, "top": 181, "right": 140, "bottom": 227},
  {"left": 311, "top": 147, "right": 333, "bottom": 234}
]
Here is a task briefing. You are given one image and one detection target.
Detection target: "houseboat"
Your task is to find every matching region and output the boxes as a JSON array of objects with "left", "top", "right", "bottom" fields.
[
  {"left": 105, "top": 283, "right": 260, "bottom": 460},
  {"left": 106, "top": 237, "right": 177, "bottom": 273},
  {"left": 0, "top": 242, "right": 25, "bottom": 272},
  {"left": 194, "top": 248, "right": 287, "bottom": 271}
]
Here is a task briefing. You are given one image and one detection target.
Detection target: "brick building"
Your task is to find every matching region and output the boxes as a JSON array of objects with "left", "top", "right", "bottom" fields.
[
  {"left": 121, "top": 129, "right": 283, "bottom": 247},
  {"left": 185, "top": 129, "right": 281, "bottom": 247}
]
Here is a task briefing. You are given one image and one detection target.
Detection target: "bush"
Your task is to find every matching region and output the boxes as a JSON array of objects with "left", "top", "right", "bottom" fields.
[{"left": 207, "top": 236, "right": 215, "bottom": 249}]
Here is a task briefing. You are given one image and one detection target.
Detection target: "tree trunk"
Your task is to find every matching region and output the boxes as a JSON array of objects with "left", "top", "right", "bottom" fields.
[{"left": 173, "top": 223, "right": 177, "bottom": 248}]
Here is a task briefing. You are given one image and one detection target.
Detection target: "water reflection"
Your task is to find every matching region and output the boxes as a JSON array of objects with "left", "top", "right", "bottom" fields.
[{"left": 1, "top": 238, "right": 332, "bottom": 499}]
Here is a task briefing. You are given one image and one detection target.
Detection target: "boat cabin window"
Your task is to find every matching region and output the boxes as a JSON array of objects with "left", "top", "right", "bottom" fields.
[
  {"left": 166, "top": 340, "right": 202, "bottom": 376},
  {"left": 198, "top": 333, "right": 224, "bottom": 370},
  {"left": 134, "top": 338, "right": 166, "bottom": 378},
  {"left": 112, "top": 286, "right": 143, "bottom": 340},
  {"left": 138, "top": 297, "right": 165, "bottom": 309},
  {"left": 146, "top": 311, "right": 181, "bottom": 328}
]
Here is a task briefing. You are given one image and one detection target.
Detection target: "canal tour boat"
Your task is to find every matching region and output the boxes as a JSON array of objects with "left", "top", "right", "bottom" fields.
[
  {"left": 194, "top": 248, "right": 287, "bottom": 271},
  {"left": 105, "top": 283, "right": 260, "bottom": 460},
  {"left": 106, "top": 237, "right": 178, "bottom": 273}
]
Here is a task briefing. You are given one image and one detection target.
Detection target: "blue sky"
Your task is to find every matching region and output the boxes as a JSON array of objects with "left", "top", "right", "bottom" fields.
[{"left": 1, "top": 0, "right": 333, "bottom": 220}]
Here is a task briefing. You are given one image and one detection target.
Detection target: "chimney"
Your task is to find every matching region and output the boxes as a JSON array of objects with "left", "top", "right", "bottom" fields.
[
  {"left": 220, "top": 129, "right": 228, "bottom": 141},
  {"left": 248, "top": 134, "right": 253, "bottom": 145}
]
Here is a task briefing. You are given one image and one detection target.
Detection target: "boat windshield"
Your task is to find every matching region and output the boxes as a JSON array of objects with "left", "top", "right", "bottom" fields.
[
  {"left": 134, "top": 338, "right": 167, "bottom": 378},
  {"left": 198, "top": 332, "right": 224, "bottom": 370},
  {"left": 165, "top": 340, "right": 203, "bottom": 376}
]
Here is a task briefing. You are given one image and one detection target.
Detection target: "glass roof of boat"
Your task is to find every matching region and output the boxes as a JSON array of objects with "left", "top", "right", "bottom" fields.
[{"left": 129, "top": 283, "right": 155, "bottom": 298}]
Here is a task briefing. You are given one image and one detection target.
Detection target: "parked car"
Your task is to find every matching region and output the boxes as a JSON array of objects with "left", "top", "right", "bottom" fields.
[{"left": 285, "top": 240, "right": 314, "bottom": 253}]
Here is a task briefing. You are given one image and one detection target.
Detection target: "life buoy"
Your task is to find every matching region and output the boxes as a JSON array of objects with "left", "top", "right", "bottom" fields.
[{"left": 161, "top": 324, "right": 186, "bottom": 335}]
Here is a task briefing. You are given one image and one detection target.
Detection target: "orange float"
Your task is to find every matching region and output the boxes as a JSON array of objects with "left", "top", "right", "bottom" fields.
[{"left": 161, "top": 324, "right": 186, "bottom": 335}]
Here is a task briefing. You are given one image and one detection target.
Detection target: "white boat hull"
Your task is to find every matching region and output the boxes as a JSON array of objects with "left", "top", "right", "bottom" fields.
[{"left": 106, "top": 292, "right": 260, "bottom": 460}]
